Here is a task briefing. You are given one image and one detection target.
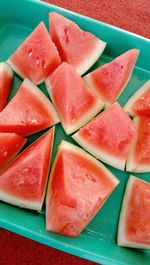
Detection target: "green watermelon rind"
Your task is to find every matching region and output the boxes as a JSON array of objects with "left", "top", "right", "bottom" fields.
[
  {"left": 0, "top": 191, "right": 43, "bottom": 211},
  {"left": 124, "top": 80, "right": 150, "bottom": 117},
  {"left": 117, "top": 175, "right": 150, "bottom": 250},
  {"left": 0, "top": 128, "right": 55, "bottom": 211},
  {"left": 45, "top": 79, "right": 104, "bottom": 135},
  {"left": 77, "top": 39, "right": 107, "bottom": 76},
  {"left": 126, "top": 117, "right": 150, "bottom": 173},
  {"left": 83, "top": 49, "right": 139, "bottom": 107},
  {"left": 46, "top": 140, "right": 119, "bottom": 235}
]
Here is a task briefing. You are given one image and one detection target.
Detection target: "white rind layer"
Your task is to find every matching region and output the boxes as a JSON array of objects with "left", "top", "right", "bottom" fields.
[
  {"left": 0, "top": 191, "right": 42, "bottom": 211},
  {"left": 7, "top": 59, "right": 44, "bottom": 85},
  {"left": 124, "top": 80, "right": 150, "bottom": 117},
  {"left": 0, "top": 62, "right": 13, "bottom": 77},
  {"left": 126, "top": 117, "right": 150, "bottom": 173},
  {"left": 22, "top": 78, "right": 60, "bottom": 128},
  {"left": 72, "top": 133, "right": 125, "bottom": 171},
  {"left": 77, "top": 39, "right": 107, "bottom": 76},
  {"left": 45, "top": 80, "right": 104, "bottom": 135},
  {"left": 117, "top": 175, "right": 150, "bottom": 249}
]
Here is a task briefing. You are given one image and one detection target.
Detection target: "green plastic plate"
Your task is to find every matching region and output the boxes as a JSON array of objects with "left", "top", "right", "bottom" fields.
[{"left": 0, "top": 0, "right": 150, "bottom": 264}]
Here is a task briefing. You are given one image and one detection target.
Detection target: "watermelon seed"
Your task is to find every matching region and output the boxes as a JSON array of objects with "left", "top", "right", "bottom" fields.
[
  {"left": 140, "top": 97, "right": 145, "bottom": 100},
  {"left": 41, "top": 60, "right": 46, "bottom": 69},
  {"left": 86, "top": 173, "right": 96, "bottom": 182},
  {"left": 36, "top": 57, "right": 40, "bottom": 65},
  {"left": 3, "top": 151, "right": 8, "bottom": 157},
  {"left": 28, "top": 49, "right": 33, "bottom": 57},
  {"left": 23, "top": 168, "right": 29, "bottom": 173},
  {"left": 31, "top": 119, "right": 38, "bottom": 123},
  {"left": 64, "top": 27, "right": 69, "bottom": 42},
  {"left": 121, "top": 65, "right": 124, "bottom": 69}
]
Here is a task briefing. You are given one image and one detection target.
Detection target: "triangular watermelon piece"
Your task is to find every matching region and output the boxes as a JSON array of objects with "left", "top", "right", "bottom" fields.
[
  {"left": 126, "top": 116, "right": 150, "bottom": 172},
  {"left": 49, "top": 12, "right": 106, "bottom": 76},
  {"left": 83, "top": 49, "right": 139, "bottom": 106},
  {"left": 0, "top": 128, "right": 54, "bottom": 211},
  {"left": 0, "top": 78, "right": 59, "bottom": 136},
  {"left": 7, "top": 22, "right": 61, "bottom": 85},
  {"left": 0, "top": 62, "right": 13, "bottom": 111},
  {"left": 73, "top": 102, "right": 135, "bottom": 170},
  {"left": 124, "top": 80, "right": 150, "bottom": 117},
  {"left": 0, "top": 133, "right": 27, "bottom": 172},
  {"left": 46, "top": 62, "right": 104, "bottom": 134},
  {"left": 118, "top": 175, "right": 150, "bottom": 249},
  {"left": 46, "top": 140, "right": 119, "bottom": 237}
]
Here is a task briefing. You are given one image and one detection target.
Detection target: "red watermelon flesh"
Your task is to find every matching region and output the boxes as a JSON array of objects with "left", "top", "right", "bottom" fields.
[
  {"left": 83, "top": 49, "right": 139, "bottom": 106},
  {"left": 118, "top": 175, "right": 150, "bottom": 249},
  {"left": 0, "top": 62, "right": 13, "bottom": 111},
  {"left": 49, "top": 12, "right": 106, "bottom": 76},
  {"left": 0, "top": 128, "right": 54, "bottom": 211},
  {"left": 126, "top": 116, "right": 150, "bottom": 172},
  {"left": 46, "top": 140, "right": 119, "bottom": 237},
  {"left": 46, "top": 62, "right": 104, "bottom": 134},
  {"left": 0, "top": 78, "right": 59, "bottom": 136},
  {"left": 7, "top": 22, "right": 61, "bottom": 85},
  {"left": 124, "top": 80, "right": 150, "bottom": 117},
  {"left": 0, "top": 133, "right": 26, "bottom": 172},
  {"left": 73, "top": 102, "right": 135, "bottom": 170}
]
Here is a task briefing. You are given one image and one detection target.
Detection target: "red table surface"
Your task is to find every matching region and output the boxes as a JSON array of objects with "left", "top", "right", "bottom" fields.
[{"left": 0, "top": 1, "right": 150, "bottom": 265}]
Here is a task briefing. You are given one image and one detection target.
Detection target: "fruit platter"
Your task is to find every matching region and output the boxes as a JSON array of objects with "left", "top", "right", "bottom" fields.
[{"left": 0, "top": 0, "right": 150, "bottom": 264}]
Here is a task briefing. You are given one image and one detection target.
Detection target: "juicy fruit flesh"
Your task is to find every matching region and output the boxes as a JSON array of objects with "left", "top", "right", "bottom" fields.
[
  {"left": 85, "top": 49, "right": 139, "bottom": 104},
  {"left": 0, "top": 79, "right": 59, "bottom": 136},
  {"left": 0, "top": 133, "right": 26, "bottom": 171},
  {"left": 132, "top": 86, "right": 150, "bottom": 116},
  {"left": 0, "top": 129, "right": 54, "bottom": 202},
  {"left": 46, "top": 142, "right": 118, "bottom": 237},
  {"left": 0, "top": 63, "right": 13, "bottom": 111},
  {"left": 75, "top": 103, "right": 135, "bottom": 158},
  {"left": 47, "top": 62, "right": 102, "bottom": 128},
  {"left": 8, "top": 22, "right": 61, "bottom": 84},
  {"left": 133, "top": 117, "right": 150, "bottom": 165},
  {"left": 126, "top": 178, "right": 150, "bottom": 245},
  {"left": 50, "top": 12, "right": 106, "bottom": 75}
]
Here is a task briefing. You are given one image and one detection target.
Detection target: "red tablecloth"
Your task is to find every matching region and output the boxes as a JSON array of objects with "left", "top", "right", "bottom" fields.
[{"left": 1, "top": 1, "right": 150, "bottom": 265}]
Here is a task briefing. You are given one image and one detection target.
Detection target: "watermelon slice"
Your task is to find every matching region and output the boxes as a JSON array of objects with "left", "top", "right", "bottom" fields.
[
  {"left": 0, "top": 78, "right": 59, "bottom": 136},
  {"left": 73, "top": 102, "right": 135, "bottom": 170},
  {"left": 49, "top": 12, "right": 106, "bottom": 76},
  {"left": 118, "top": 175, "right": 150, "bottom": 249},
  {"left": 7, "top": 22, "right": 61, "bottom": 85},
  {"left": 46, "top": 140, "right": 119, "bottom": 237},
  {"left": 124, "top": 80, "right": 150, "bottom": 117},
  {"left": 0, "top": 62, "right": 13, "bottom": 111},
  {"left": 126, "top": 116, "right": 150, "bottom": 172},
  {"left": 0, "top": 133, "right": 26, "bottom": 172},
  {"left": 83, "top": 49, "right": 139, "bottom": 106},
  {"left": 45, "top": 62, "right": 104, "bottom": 134},
  {"left": 0, "top": 128, "right": 54, "bottom": 211}
]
